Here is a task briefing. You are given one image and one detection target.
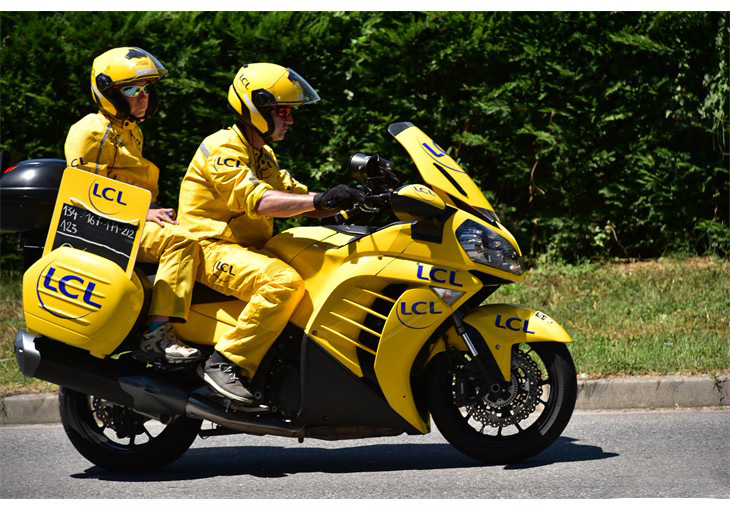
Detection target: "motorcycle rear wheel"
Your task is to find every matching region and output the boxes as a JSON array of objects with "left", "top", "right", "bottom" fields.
[
  {"left": 58, "top": 387, "right": 202, "bottom": 472},
  {"left": 427, "top": 342, "right": 576, "bottom": 464}
]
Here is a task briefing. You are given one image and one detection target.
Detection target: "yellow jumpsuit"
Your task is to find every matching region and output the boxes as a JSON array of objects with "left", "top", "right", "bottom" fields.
[
  {"left": 64, "top": 111, "right": 201, "bottom": 322},
  {"left": 178, "top": 124, "right": 307, "bottom": 377}
]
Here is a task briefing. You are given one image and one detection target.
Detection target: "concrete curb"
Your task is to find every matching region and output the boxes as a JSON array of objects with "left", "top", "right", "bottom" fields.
[
  {"left": 576, "top": 375, "right": 729, "bottom": 410},
  {"left": 1, "top": 375, "right": 728, "bottom": 425},
  {"left": 0, "top": 393, "right": 60, "bottom": 425}
]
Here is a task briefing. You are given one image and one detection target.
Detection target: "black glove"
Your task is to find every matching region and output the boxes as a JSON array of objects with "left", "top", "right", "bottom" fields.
[{"left": 313, "top": 184, "right": 366, "bottom": 211}]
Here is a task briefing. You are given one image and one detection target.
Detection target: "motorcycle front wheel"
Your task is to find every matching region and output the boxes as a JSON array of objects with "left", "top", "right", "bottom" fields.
[
  {"left": 58, "top": 387, "right": 202, "bottom": 472},
  {"left": 427, "top": 342, "right": 577, "bottom": 464}
]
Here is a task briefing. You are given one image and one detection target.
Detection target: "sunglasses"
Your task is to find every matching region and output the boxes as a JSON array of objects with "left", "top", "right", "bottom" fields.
[
  {"left": 273, "top": 106, "right": 293, "bottom": 118},
  {"left": 119, "top": 84, "right": 152, "bottom": 97}
]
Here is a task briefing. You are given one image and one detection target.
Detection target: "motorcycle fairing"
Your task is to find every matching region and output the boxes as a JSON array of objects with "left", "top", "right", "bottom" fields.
[
  {"left": 260, "top": 206, "right": 520, "bottom": 431},
  {"left": 405, "top": 209, "right": 526, "bottom": 283},
  {"left": 263, "top": 226, "right": 358, "bottom": 264},
  {"left": 389, "top": 122, "right": 494, "bottom": 212},
  {"left": 174, "top": 299, "right": 244, "bottom": 346},
  {"left": 373, "top": 287, "right": 455, "bottom": 433},
  {"left": 298, "top": 335, "right": 419, "bottom": 434}
]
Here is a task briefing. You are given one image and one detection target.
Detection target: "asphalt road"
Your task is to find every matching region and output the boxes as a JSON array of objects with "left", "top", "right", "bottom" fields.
[{"left": 0, "top": 409, "right": 727, "bottom": 499}]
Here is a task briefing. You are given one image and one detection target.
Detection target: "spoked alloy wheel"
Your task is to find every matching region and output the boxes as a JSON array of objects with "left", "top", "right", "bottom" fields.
[
  {"left": 428, "top": 342, "right": 577, "bottom": 464},
  {"left": 58, "top": 387, "right": 202, "bottom": 471}
]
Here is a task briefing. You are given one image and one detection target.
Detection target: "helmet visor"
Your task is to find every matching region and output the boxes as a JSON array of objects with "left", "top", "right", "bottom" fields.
[
  {"left": 283, "top": 68, "right": 320, "bottom": 105},
  {"left": 134, "top": 50, "right": 167, "bottom": 81},
  {"left": 113, "top": 48, "right": 168, "bottom": 85}
]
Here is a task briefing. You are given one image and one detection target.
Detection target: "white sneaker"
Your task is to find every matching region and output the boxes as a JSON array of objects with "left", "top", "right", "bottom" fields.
[{"left": 139, "top": 323, "right": 203, "bottom": 364}]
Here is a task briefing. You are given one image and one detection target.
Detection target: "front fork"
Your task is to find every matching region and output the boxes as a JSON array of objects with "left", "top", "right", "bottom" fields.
[
  {"left": 447, "top": 312, "right": 535, "bottom": 410},
  {"left": 451, "top": 311, "right": 506, "bottom": 380}
]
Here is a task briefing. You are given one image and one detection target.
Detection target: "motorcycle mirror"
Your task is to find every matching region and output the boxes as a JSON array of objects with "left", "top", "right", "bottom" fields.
[{"left": 348, "top": 152, "right": 374, "bottom": 183}]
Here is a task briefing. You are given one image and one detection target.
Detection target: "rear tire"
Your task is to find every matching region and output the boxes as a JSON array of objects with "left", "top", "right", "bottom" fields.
[
  {"left": 427, "top": 342, "right": 576, "bottom": 464},
  {"left": 58, "top": 387, "right": 201, "bottom": 472}
]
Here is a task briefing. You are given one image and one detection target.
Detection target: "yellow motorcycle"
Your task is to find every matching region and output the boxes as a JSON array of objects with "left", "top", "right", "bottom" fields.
[{"left": 3, "top": 123, "right": 576, "bottom": 471}]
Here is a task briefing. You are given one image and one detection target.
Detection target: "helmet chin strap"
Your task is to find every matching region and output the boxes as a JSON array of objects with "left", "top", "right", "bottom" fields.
[
  {"left": 109, "top": 108, "right": 144, "bottom": 123},
  {"left": 241, "top": 122, "right": 269, "bottom": 149}
]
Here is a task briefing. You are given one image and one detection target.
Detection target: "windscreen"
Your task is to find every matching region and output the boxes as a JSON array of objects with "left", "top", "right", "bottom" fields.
[{"left": 388, "top": 122, "right": 493, "bottom": 211}]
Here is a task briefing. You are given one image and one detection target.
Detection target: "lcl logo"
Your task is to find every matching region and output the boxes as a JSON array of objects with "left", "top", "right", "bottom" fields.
[
  {"left": 422, "top": 142, "right": 445, "bottom": 158},
  {"left": 421, "top": 138, "right": 466, "bottom": 174},
  {"left": 495, "top": 314, "right": 535, "bottom": 335},
  {"left": 92, "top": 183, "right": 127, "bottom": 204},
  {"left": 216, "top": 157, "right": 243, "bottom": 168},
  {"left": 215, "top": 261, "right": 236, "bottom": 276},
  {"left": 416, "top": 264, "right": 462, "bottom": 287},
  {"left": 412, "top": 185, "right": 436, "bottom": 197},
  {"left": 396, "top": 300, "right": 444, "bottom": 330},
  {"left": 399, "top": 301, "right": 442, "bottom": 316},
  {"left": 89, "top": 181, "right": 127, "bottom": 215},
  {"left": 37, "top": 266, "right": 102, "bottom": 320}
]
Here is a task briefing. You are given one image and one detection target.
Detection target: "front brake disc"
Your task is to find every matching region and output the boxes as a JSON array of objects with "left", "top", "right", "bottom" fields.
[{"left": 467, "top": 350, "right": 543, "bottom": 428}]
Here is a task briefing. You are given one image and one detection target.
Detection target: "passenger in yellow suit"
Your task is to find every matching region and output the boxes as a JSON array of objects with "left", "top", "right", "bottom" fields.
[
  {"left": 65, "top": 47, "right": 202, "bottom": 364},
  {"left": 178, "top": 63, "right": 363, "bottom": 403}
]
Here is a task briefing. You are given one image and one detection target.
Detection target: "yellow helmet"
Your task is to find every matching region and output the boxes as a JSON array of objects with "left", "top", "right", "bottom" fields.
[
  {"left": 90, "top": 47, "right": 167, "bottom": 120},
  {"left": 227, "top": 63, "right": 320, "bottom": 139}
]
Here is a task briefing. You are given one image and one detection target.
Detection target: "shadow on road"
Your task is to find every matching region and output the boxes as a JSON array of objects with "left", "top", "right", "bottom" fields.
[
  {"left": 71, "top": 435, "right": 617, "bottom": 481},
  {"left": 504, "top": 436, "right": 618, "bottom": 470}
]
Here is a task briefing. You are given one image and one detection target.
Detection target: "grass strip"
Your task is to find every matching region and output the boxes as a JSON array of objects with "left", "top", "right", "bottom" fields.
[{"left": 489, "top": 257, "right": 729, "bottom": 377}]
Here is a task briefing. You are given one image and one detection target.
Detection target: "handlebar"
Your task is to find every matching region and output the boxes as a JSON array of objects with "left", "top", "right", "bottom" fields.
[
  {"left": 332, "top": 152, "right": 400, "bottom": 225},
  {"left": 333, "top": 191, "right": 392, "bottom": 225}
]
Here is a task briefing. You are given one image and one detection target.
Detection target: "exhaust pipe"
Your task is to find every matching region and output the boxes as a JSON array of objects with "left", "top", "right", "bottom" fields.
[
  {"left": 186, "top": 394, "right": 304, "bottom": 438},
  {"left": 14, "top": 330, "right": 189, "bottom": 418},
  {"left": 14, "top": 330, "right": 385, "bottom": 441},
  {"left": 15, "top": 330, "right": 305, "bottom": 438}
]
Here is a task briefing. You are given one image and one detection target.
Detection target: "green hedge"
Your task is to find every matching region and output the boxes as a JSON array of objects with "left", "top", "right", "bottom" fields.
[{"left": 1, "top": 12, "right": 728, "bottom": 269}]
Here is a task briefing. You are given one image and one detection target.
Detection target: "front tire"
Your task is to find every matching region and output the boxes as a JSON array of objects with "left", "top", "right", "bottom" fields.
[
  {"left": 428, "top": 342, "right": 577, "bottom": 464},
  {"left": 58, "top": 387, "right": 202, "bottom": 472}
]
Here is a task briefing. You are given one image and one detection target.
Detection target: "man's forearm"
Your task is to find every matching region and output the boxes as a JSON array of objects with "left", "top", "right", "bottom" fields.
[
  {"left": 301, "top": 192, "right": 338, "bottom": 217},
  {"left": 254, "top": 190, "right": 316, "bottom": 217}
]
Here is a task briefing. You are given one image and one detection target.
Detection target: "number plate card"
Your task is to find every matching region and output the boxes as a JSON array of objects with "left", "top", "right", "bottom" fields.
[{"left": 43, "top": 167, "right": 151, "bottom": 278}]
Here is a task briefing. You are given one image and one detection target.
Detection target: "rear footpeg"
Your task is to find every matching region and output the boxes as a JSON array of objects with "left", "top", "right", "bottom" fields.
[
  {"left": 223, "top": 399, "right": 272, "bottom": 414},
  {"left": 132, "top": 350, "right": 198, "bottom": 371},
  {"left": 198, "top": 387, "right": 273, "bottom": 414}
]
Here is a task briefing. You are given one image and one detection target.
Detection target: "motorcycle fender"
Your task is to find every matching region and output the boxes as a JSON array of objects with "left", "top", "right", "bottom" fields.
[{"left": 428, "top": 304, "right": 572, "bottom": 381}]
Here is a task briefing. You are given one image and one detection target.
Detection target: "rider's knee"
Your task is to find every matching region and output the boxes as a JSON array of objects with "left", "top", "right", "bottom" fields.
[
  {"left": 271, "top": 265, "right": 305, "bottom": 301},
  {"left": 164, "top": 226, "right": 201, "bottom": 253}
]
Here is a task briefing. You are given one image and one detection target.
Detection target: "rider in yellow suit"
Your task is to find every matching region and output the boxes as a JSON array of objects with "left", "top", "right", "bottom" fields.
[
  {"left": 178, "top": 63, "right": 363, "bottom": 403},
  {"left": 65, "top": 47, "right": 202, "bottom": 364}
]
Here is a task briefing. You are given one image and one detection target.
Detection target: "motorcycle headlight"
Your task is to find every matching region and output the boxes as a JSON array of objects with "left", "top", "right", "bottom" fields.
[{"left": 456, "top": 219, "right": 523, "bottom": 275}]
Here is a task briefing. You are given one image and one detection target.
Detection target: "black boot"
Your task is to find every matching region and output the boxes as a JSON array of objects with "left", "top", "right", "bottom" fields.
[{"left": 199, "top": 352, "right": 254, "bottom": 404}]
